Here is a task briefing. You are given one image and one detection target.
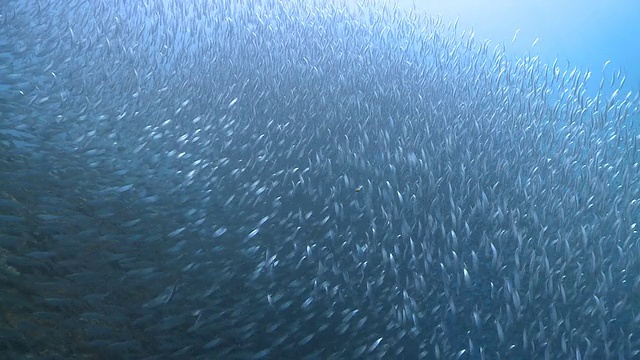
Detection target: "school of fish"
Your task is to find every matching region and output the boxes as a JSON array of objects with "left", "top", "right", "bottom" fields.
[{"left": 1, "top": 0, "right": 640, "bottom": 358}]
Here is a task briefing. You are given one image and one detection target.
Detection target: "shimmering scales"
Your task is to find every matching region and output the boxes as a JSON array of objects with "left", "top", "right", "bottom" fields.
[{"left": 1, "top": 0, "right": 639, "bottom": 358}]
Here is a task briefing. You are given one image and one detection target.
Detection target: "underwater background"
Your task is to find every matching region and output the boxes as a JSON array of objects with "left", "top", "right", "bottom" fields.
[
  {"left": 397, "top": 0, "right": 640, "bottom": 97},
  {"left": 1, "top": 0, "right": 640, "bottom": 359}
]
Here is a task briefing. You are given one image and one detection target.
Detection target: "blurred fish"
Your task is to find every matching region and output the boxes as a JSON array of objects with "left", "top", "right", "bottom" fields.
[{"left": 0, "top": 0, "right": 639, "bottom": 358}]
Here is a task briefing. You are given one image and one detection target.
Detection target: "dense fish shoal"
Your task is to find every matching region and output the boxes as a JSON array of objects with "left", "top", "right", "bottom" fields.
[{"left": 1, "top": 0, "right": 639, "bottom": 359}]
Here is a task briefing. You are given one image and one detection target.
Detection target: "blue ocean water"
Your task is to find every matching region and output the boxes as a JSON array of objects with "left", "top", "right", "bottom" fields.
[{"left": 393, "top": 0, "right": 640, "bottom": 97}]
